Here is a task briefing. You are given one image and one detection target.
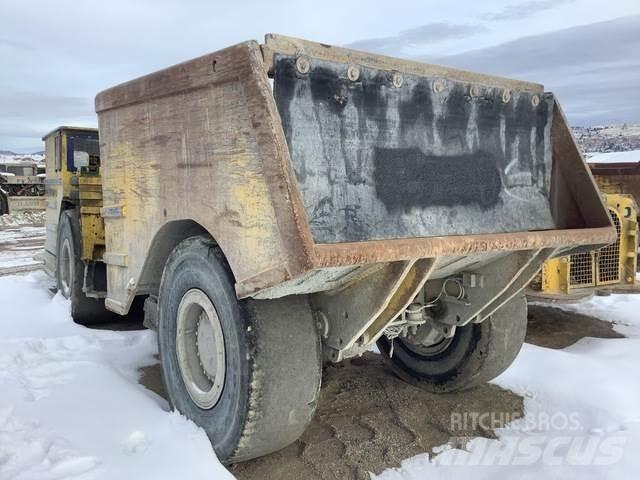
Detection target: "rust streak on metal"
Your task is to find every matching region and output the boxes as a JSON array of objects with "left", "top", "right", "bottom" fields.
[{"left": 312, "top": 227, "right": 616, "bottom": 268}]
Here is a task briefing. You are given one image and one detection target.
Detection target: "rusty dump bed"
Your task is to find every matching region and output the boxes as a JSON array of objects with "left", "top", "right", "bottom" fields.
[{"left": 94, "top": 34, "right": 613, "bottom": 311}]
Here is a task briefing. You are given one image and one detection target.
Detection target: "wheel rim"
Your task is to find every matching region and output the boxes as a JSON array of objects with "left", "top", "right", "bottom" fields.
[
  {"left": 60, "top": 238, "right": 73, "bottom": 297},
  {"left": 402, "top": 334, "right": 455, "bottom": 357},
  {"left": 176, "top": 289, "right": 226, "bottom": 409}
]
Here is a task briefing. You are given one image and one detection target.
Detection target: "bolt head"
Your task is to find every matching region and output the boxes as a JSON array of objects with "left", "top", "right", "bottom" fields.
[
  {"left": 432, "top": 80, "right": 444, "bottom": 93},
  {"left": 502, "top": 89, "right": 512, "bottom": 103},
  {"left": 392, "top": 72, "right": 404, "bottom": 88},
  {"left": 295, "top": 55, "right": 310, "bottom": 74},
  {"left": 347, "top": 65, "right": 360, "bottom": 82}
]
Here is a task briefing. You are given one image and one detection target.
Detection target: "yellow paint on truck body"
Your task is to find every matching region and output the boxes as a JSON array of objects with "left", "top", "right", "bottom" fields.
[
  {"left": 537, "top": 193, "right": 638, "bottom": 295},
  {"left": 42, "top": 126, "right": 104, "bottom": 276},
  {"left": 77, "top": 175, "right": 105, "bottom": 260}
]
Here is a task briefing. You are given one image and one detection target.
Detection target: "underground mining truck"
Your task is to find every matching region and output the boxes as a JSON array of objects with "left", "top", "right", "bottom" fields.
[{"left": 43, "top": 35, "right": 614, "bottom": 463}]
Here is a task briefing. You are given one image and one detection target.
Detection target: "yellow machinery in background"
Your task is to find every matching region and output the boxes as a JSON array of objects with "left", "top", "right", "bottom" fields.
[
  {"left": 529, "top": 193, "right": 638, "bottom": 301},
  {"left": 589, "top": 161, "right": 640, "bottom": 271},
  {"left": 42, "top": 127, "right": 106, "bottom": 291}
]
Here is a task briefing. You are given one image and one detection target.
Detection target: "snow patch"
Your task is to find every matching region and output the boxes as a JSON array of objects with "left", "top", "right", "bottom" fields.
[
  {"left": 587, "top": 149, "right": 640, "bottom": 164},
  {"left": 0, "top": 272, "right": 233, "bottom": 480},
  {"left": 0, "top": 212, "right": 46, "bottom": 228}
]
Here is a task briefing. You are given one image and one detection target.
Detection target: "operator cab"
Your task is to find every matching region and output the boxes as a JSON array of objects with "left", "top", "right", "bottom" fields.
[{"left": 41, "top": 126, "right": 101, "bottom": 276}]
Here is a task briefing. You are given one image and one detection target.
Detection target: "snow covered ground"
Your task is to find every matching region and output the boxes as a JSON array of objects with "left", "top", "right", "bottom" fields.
[
  {"left": 586, "top": 149, "right": 640, "bottom": 164},
  {"left": 0, "top": 212, "right": 46, "bottom": 277},
  {"left": 0, "top": 223, "right": 45, "bottom": 276},
  {"left": 0, "top": 212, "right": 46, "bottom": 229},
  {"left": 0, "top": 272, "right": 232, "bottom": 480}
]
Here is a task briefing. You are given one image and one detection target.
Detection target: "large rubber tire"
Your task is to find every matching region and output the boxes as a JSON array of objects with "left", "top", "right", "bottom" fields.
[
  {"left": 56, "top": 209, "right": 113, "bottom": 324},
  {"left": 158, "top": 236, "right": 322, "bottom": 464},
  {"left": 0, "top": 192, "right": 8, "bottom": 215},
  {"left": 377, "top": 294, "right": 527, "bottom": 393}
]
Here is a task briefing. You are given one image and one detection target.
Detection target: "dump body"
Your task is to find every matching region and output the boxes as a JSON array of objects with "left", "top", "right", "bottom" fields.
[{"left": 92, "top": 34, "right": 614, "bottom": 316}]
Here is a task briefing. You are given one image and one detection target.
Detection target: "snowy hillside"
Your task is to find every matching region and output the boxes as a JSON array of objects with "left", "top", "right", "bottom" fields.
[
  {"left": 0, "top": 152, "right": 45, "bottom": 165},
  {"left": 573, "top": 124, "right": 640, "bottom": 153}
]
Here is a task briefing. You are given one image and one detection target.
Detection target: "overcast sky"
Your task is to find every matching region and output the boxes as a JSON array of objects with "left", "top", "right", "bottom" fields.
[{"left": 1, "top": 0, "right": 639, "bottom": 151}]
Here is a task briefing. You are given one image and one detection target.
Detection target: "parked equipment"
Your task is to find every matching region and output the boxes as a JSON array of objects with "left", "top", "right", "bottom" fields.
[
  {"left": 528, "top": 194, "right": 638, "bottom": 302},
  {"left": 590, "top": 161, "right": 640, "bottom": 270},
  {"left": 0, "top": 162, "right": 45, "bottom": 215},
  {"left": 590, "top": 160, "right": 640, "bottom": 207},
  {"left": 43, "top": 35, "right": 614, "bottom": 463}
]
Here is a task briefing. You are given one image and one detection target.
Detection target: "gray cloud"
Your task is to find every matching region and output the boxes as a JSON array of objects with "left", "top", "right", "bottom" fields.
[
  {"left": 0, "top": 37, "right": 32, "bottom": 50},
  {"left": 349, "top": 0, "right": 577, "bottom": 57},
  {"left": 348, "top": 23, "right": 484, "bottom": 56},
  {"left": 0, "top": 92, "right": 96, "bottom": 152},
  {"left": 0, "top": 92, "right": 93, "bottom": 118},
  {"left": 1, "top": 1, "right": 638, "bottom": 151},
  {"left": 434, "top": 14, "right": 639, "bottom": 72},
  {"left": 485, "top": 0, "right": 575, "bottom": 21},
  {"left": 431, "top": 15, "right": 640, "bottom": 125}
]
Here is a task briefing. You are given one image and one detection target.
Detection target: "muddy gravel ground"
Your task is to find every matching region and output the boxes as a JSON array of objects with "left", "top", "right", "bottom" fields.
[
  {"left": 229, "top": 355, "right": 520, "bottom": 480},
  {"left": 526, "top": 304, "right": 624, "bottom": 349},
  {"left": 140, "top": 354, "right": 522, "bottom": 480},
  {"left": 132, "top": 304, "right": 626, "bottom": 480}
]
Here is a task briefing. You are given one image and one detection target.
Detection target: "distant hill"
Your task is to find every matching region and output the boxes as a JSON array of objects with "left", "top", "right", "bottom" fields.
[
  {"left": 0, "top": 152, "right": 45, "bottom": 165},
  {"left": 0, "top": 149, "right": 44, "bottom": 157},
  {"left": 571, "top": 124, "right": 640, "bottom": 153}
]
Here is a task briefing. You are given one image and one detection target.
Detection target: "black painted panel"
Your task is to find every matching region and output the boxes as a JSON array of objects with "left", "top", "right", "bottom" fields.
[{"left": 273, "top": 55, "right": 556, "bottom": 243}]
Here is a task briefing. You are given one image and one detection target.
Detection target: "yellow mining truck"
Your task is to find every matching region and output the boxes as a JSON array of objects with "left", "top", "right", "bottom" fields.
[
  {"left": 42, "top": 127, "right": 111, "bottom": 319},
  {"left": 528, "top": 193, "right": 638, "bottom": 302},
  {"left": 44, "top": 35, "right": 614, "bottom": 463}
]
